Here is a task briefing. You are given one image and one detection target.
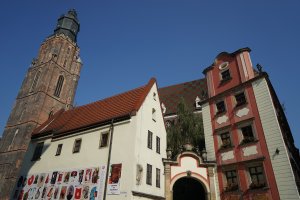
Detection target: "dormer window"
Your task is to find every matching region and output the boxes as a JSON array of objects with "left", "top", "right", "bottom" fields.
[
  {"left": 219, "top": 62, "right": 231, "bottom": 83},
  {"left": 195, "top": 96, "right": 201, "bottom": 109},
  {"left": 221, "top": 69, "right": 231, "bottom": 82}
]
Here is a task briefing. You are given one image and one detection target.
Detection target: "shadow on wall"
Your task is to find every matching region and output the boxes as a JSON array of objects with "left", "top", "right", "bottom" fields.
[{"left": 11, "top": 142, "right": 50, "bottom": 199}]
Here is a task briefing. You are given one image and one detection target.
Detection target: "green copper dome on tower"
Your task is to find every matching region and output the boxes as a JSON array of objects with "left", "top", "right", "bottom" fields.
[{"left": 54, "top": 9, "right": 80, "bottom": 42}]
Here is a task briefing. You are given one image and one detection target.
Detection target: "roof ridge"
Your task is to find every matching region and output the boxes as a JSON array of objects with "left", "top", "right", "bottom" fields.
[
  {"left": 68, "top": 82, "right": 149, "bottom": 112},
  {"left": 32, "top": 78, "right": 157, "bottom": 137},
  {"left": 159, "top": 78, "right": 205, "bottom": 90}
]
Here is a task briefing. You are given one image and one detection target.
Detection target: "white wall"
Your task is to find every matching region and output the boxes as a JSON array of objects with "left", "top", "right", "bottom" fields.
[
  {"left": 132, "top": 83, "right": 167, "bottom": 198},
  {"left": 252, "top": 78, "right": 300, "bottom": 200},
  {"left": 19, "top": 82, "right": 167, "bottom": 200}
]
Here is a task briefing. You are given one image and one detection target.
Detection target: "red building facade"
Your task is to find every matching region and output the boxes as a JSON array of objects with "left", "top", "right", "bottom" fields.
[{"left": 202, "top": 48, "right": 299, "bottom": 199}]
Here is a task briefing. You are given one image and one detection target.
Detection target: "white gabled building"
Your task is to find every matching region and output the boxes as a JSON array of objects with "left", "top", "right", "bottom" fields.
[{"left": 14, "top": 78, "right": 166, "bottom": 200}]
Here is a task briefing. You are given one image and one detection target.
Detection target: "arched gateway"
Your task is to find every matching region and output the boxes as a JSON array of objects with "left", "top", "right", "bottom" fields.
[
  {"left": 163, "top": 151, "right": 219, "bottom": 200},
  {"left": 173, "top": 177, "right": 206, "bottom": 200}
]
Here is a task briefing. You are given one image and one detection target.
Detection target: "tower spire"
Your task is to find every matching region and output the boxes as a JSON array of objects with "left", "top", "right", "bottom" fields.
[{"left": 54, "top": 9, "right": 80, "bottom": 42}]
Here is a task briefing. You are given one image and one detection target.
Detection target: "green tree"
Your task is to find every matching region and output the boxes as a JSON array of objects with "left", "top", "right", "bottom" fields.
[{"left": 166, "top": 98, "right": 205, "bottom": 158}]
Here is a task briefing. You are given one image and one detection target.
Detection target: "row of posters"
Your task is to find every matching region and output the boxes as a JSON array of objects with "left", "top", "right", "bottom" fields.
[{"left": 14, "top": 164, "right": 122, "bottom": 200}]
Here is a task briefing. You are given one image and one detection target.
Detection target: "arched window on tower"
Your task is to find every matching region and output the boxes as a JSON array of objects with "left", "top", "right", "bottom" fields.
[
  {"left": 54, "top": 75, "right": 64, "bottom": 97},
  {"left": 30, "top": 70, "right": 41, "bottom": 92}
]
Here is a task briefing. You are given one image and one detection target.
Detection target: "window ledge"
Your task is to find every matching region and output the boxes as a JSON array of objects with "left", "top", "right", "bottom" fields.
[
  {"left": 219, "top": 77, "right": 232, "bottom": 86},
  {"left": 234, "top": 102, "right": 248, "bottom": 110},
  {"left": 215, "top": 111, "right": 227, "bottom": 117},
  {"left": 218, "top": 145, "right": 234, "bottom": 152},
  {"left": 247, "top": 186, "right": 269, "bottom": 192},
  {"left": 238, "top": 139, "right": 258, "bottom": 147}
]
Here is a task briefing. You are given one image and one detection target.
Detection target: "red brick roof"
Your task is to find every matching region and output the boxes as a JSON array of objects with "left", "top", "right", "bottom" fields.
[
  {"left": 33, "top": 78, "right": 156, "bottom": 137},
  {"left": 158, "top": 79, "right": 207, "bottom": 115}
]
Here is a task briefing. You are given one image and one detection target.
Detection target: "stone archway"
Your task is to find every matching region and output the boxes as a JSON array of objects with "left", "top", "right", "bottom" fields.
[{"left": 173, "top": 177, "right": 206, "bottom": 200}]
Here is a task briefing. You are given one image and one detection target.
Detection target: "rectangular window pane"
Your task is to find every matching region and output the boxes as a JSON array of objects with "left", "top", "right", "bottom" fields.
[
  {"left": 100, "top": 132, "right": 109, "bottom": 147},
  {"left": 73, "top": 139, "right": 82, "bottom": 153},
  {"left": 146, "top": 164, "right": 152, "bottom": 185},
  {"left": 156, "top": 136, "right": 160, "bottom": 154},
  {"left": 221, "top": 69, "right": 231, "bottom": 81},
  {"left": 148, "top": 131, "right": 153, "bottom": 149},
  {"left": 32, "top": 142, "right": 44, "bottom": 161},
  {"left": 55, "top": 144, "right": 63, "bottom": 156},
  {"left": 216, "top": 101, "right": 226, "bottom": 113},
  {"left": 235, "top": 92, "right": 246, "bottom": 106},
  {"left": 224, "top": 169, "right": 238, "bottom": 191},
  {"left": 156, "top": 168, "right": 160, "bottom": 188}
]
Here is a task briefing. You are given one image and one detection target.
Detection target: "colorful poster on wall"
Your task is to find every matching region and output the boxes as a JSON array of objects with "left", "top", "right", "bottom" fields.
[
  {"left": 107, "top": 163, "right": 122, "bottom": 195},
  {"left": 13, "top": 165, "right": 106, "bottom": 200}
]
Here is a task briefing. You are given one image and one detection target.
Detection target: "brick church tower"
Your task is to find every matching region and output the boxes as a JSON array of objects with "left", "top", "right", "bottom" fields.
[{"left": 0, "top": 9, "right": 82, "bottom": 198}]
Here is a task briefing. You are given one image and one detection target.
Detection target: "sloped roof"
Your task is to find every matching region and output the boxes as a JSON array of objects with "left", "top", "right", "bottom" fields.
[
  {"left": 158, "top": 79, "right": 207, "bottom": 116},
  {"left": 33, "top": 78, "right": 156, "bottom": 137}
]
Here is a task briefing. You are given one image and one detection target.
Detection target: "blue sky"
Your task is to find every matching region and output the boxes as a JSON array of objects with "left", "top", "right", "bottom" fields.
[{"left": 0, "top": 1, "right": 299, "bottom": 148}]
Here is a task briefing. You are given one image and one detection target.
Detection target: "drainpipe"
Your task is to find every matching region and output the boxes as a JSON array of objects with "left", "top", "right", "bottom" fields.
[{"left": 103, "top": 119, "right": 114, "bottom": 200}]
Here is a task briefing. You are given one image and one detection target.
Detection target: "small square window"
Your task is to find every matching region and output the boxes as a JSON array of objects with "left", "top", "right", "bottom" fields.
[
  {"left": 156, "top": 136, "right": 160, "bottom": 154},
  {"left": 248, "top": 165, "right": 266, "bottom": 189},
  {"left": 32, "top": 142, "right": 44, "bottom": 161},
  {"left": 148, "top": 131, "right": 153, "bottom": 149},
  {"left": 153, "top": 92, "right": 157, "bottom": 101},
  {"left": 100, "top": 132, "right": 109, "bottom": 148},
  {"left": 220, "top": 132, "right": 231, "bottom": 149},
  {"left": 73, "top": 139, "right": 82, "bottom": 153},
  {"left": 221, "top": 69, "right": 231, "bottom": 82},
  {"left": 235, "top": 92, "right": 247, "bottom": 107},
  {"left": 216, "top": 101, "right": 226, "bottom": 114},
  {"left": 146, "top": 164, "right": 152, "bottom": 185},
  {"left": 55, "top": 144, "right": 63, "bottom": 156},
  {"left": 241, "top": 125, "right": 255, "bottom": 144},
  {"left": 224, "top": 170, "right": 238, "bottom": 191}
]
